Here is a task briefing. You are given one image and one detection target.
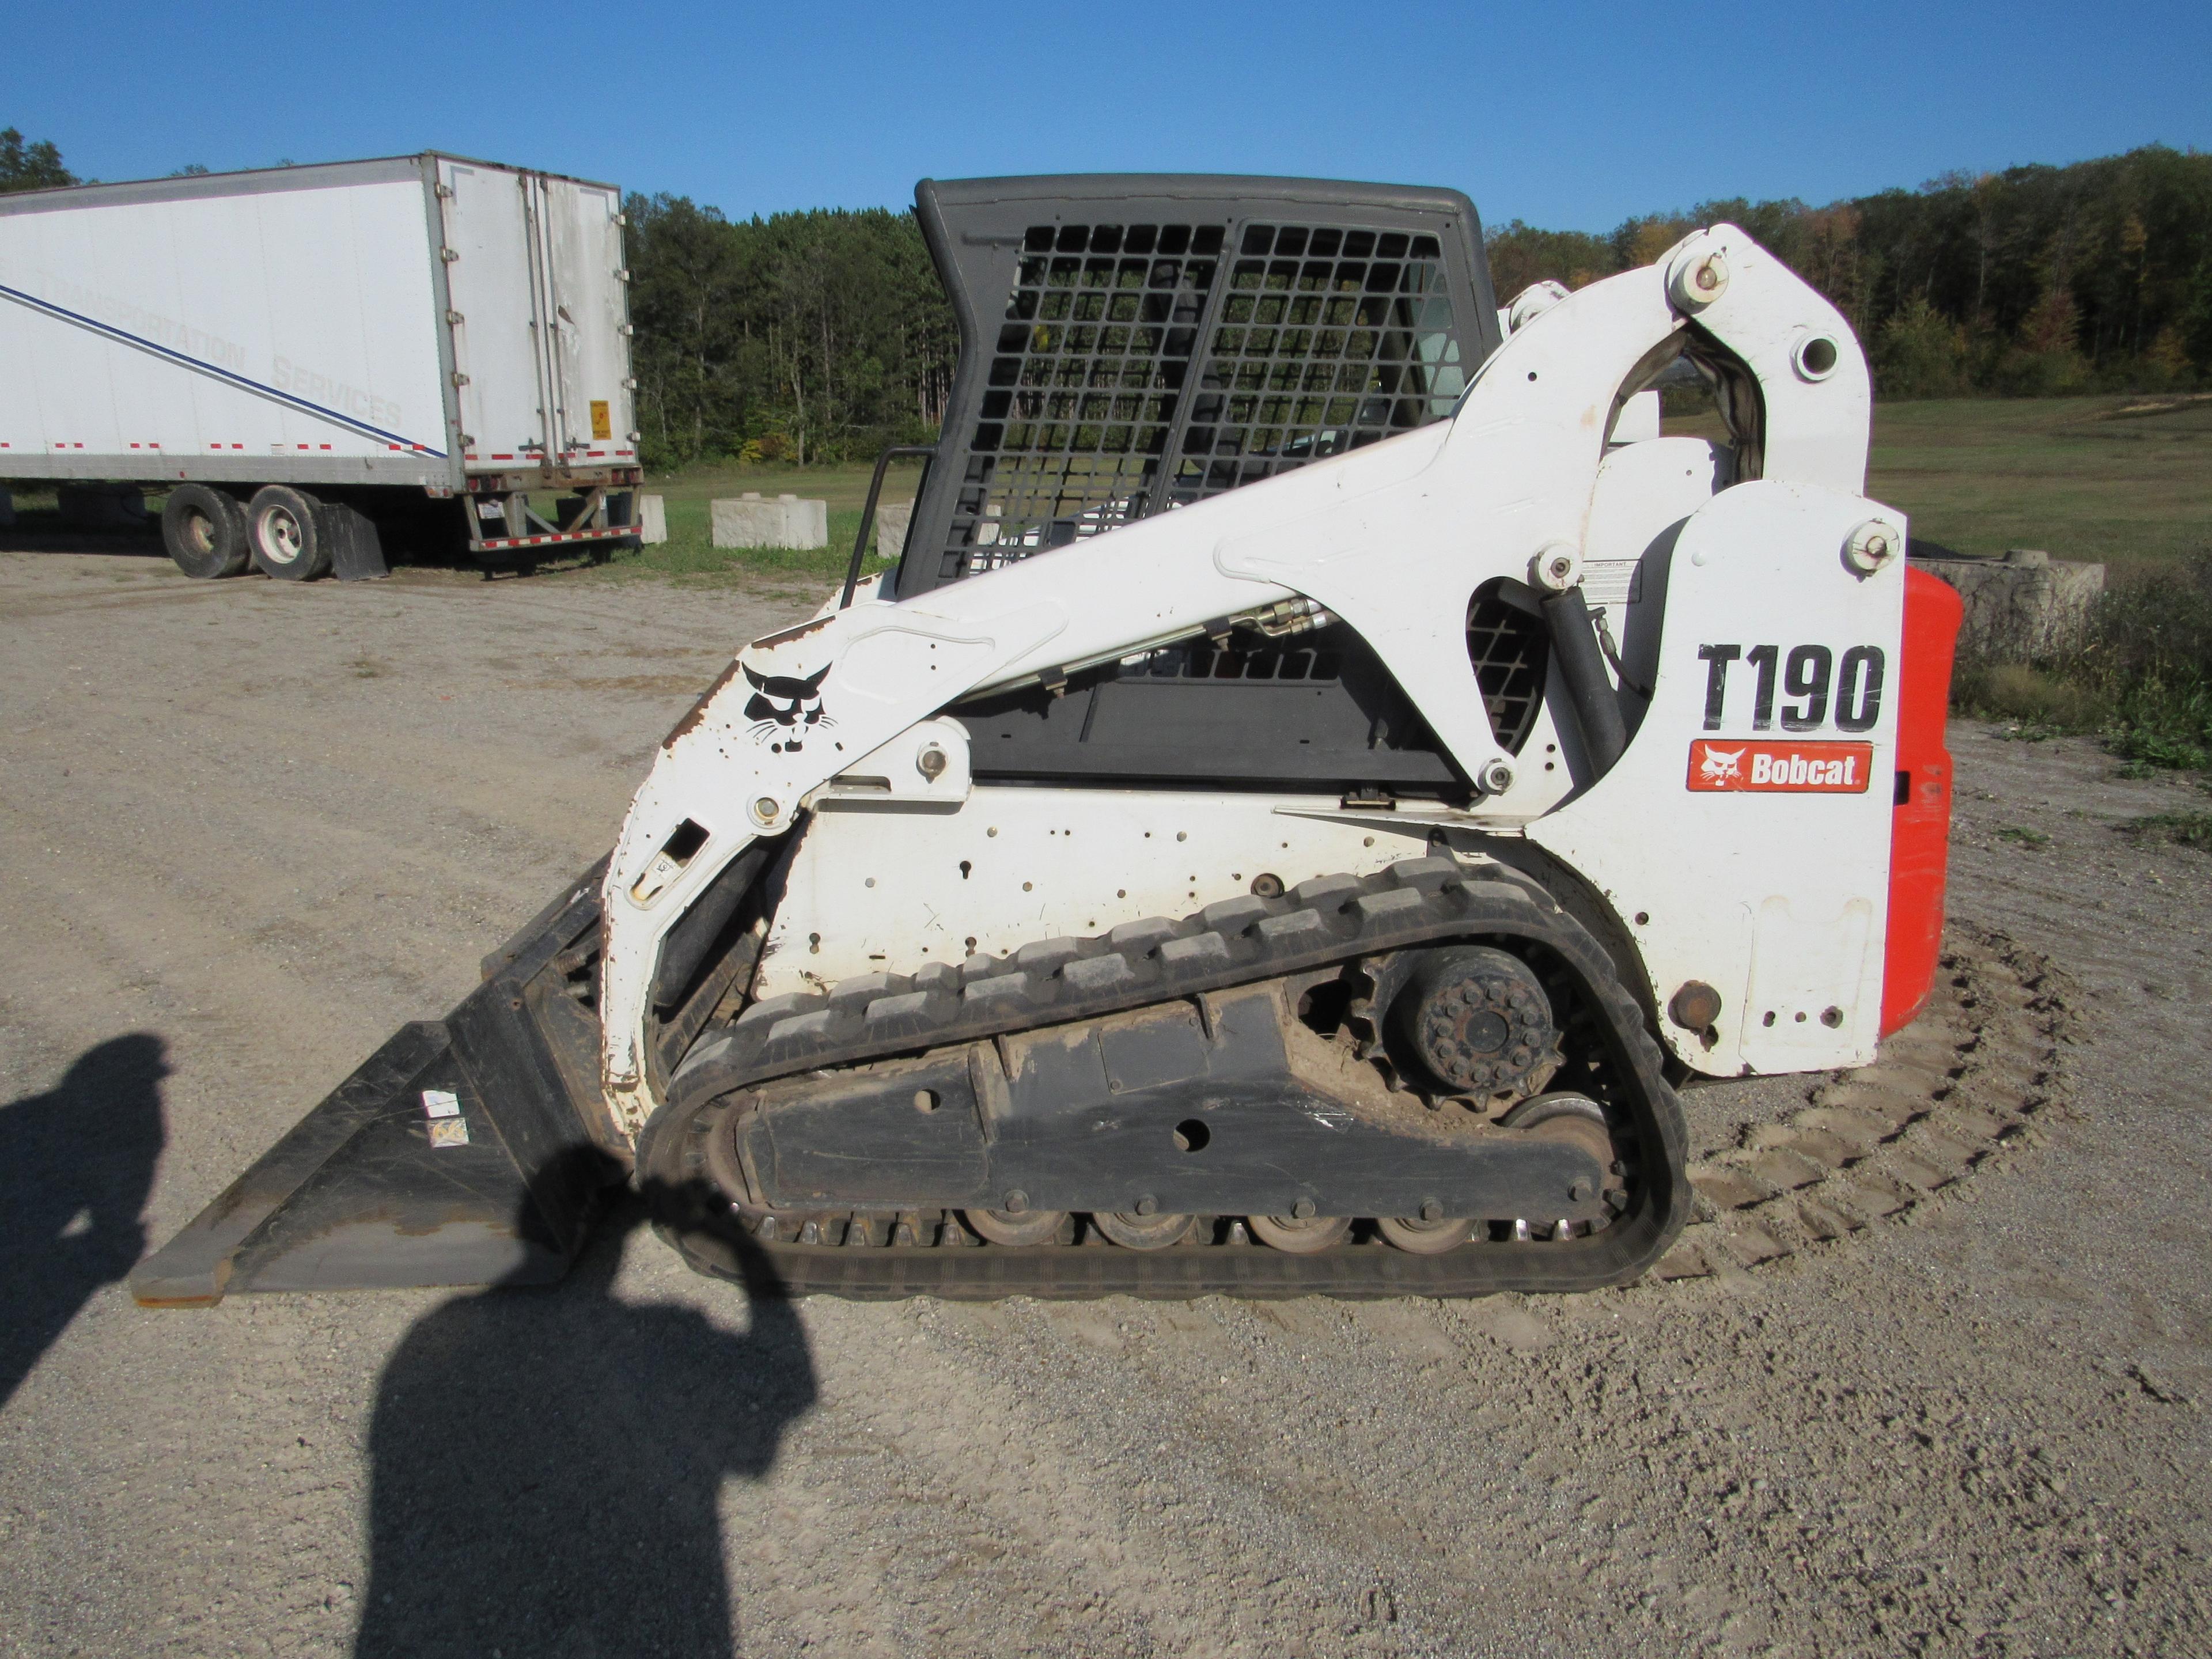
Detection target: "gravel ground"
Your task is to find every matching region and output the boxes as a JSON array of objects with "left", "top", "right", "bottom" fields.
[{"left": 2, "top": 547, "right": 2208, "bottom": 1657}]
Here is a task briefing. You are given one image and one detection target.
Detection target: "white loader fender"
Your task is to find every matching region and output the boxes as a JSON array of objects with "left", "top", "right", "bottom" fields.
[
  {"left": 598, "top": 597, "right": 1067, "bottom": 1130},
  {"left": 1527, "top": 478, "right": 1907, "bottom": 1077}
]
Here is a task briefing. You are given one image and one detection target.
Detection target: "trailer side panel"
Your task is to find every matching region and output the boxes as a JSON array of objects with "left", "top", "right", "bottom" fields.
[{"left": 0, "top": 166, "right": 453, "bottom": 488}]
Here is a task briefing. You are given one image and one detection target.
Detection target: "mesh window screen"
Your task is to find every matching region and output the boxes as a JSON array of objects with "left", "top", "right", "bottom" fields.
[
  {"left": 908, "top": 177, "right": 1499, "bottom": 594},
  {"left": 963, "top": 222, "right": 1225, "bottom": 574},
  {"left": 1173, "top": 224, "right": 1463, "bottom": 503}
]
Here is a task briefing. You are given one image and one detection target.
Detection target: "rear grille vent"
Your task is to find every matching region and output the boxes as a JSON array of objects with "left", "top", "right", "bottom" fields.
[
  {"left": 1465, "top": 581, "right": 1549, "bottom": 753},
  {"left": 1122, "top": 637, "right": 1344, "bottom": 683}
]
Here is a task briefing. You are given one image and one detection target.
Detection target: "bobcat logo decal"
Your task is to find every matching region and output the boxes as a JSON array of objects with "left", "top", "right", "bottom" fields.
[
  {"left": 1698, "top": 746, "right": 1745, "bottom": 785},
  {"left": 743, "top": 663, "right": 833, "bottom": 752}
]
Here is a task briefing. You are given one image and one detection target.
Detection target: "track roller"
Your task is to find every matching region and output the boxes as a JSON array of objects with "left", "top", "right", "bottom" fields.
[
  {"left": 964, "top": 1206, "right": 1065, "bottom": 1247},
  {"left": 1092, "top": 1211, "right": 1195, "bottom": 1249},
  {"left": 1247, "top": 1214, "right": 1353, "bottom": 1253}
]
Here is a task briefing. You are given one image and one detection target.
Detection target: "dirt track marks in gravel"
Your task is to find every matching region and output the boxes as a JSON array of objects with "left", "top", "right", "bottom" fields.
[
  {"left": 1663, "top": 929, "right": 2067, "bottom": 1282},
  {"left": 5, "top": 552, "right": 2209, "bottom": 1658}
]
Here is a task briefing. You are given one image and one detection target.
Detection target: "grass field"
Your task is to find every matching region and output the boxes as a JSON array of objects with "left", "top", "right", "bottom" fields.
[
  {"left": 1865, "top": 393, "right": 2211, "bottom": 573},
  {"left": 609, "top": 392, "right": 2209, "bottom": 591},
  {"left": 6, "top": 395, "right": 2202, "bottom": 594},
  {"left": 589, "top": 458, "right": 930, "bottom": 590}
]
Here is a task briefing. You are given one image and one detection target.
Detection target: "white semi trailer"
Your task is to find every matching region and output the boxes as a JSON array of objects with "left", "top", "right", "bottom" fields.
[{"left": 0, "top": 153, "right": 642, "bottom": 579}]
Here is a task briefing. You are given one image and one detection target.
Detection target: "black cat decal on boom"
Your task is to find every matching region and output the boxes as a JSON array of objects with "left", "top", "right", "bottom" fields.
[{"left": 743, "top": 663, "right": 834, "bottom": 752}]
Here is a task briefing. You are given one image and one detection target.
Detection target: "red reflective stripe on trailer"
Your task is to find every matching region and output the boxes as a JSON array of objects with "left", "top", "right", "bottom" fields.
[
  {"left": 475, "top": 527, "right": 631, "bottom": 551},
  {"left": 231, "top": 444, "right": 243, "bottom": 450},
  {"left": 1882, "top": 567, "right": 1965, "bottom": 1036},
  {"left": 319, "top": 444, "right": 331, "bottom": 450},
  {"left": 491, "top": 453, "right": 514, "bottom": 460}
]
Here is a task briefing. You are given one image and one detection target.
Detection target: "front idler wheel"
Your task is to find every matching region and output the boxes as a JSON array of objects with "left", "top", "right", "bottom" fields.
[
  {"left": 1501, "top": 1092, "right": 1625, "bottom": 1226},
  {"left": 1247, "top": 1214, "right": 1351, "bottom": 1254}
]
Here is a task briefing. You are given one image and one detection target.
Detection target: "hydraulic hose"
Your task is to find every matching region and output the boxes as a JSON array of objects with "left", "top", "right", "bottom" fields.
[{"left": 1541, "top": 587, "right": 1628, "bottom": 777}]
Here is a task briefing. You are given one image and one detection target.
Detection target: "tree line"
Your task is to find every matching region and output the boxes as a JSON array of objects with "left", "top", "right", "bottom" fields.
[
  {"left": 622, "top": 195, "right": 956, "bottom": 469},
  {"left": 1487, "top": 146, "right": 2212, "bottom": 401},
  {"left": 627, "top": 145, "right": 2210, "bottom": 467},
  {"left": 6, "top": 126, "right": 2209, "bottom": 466}
]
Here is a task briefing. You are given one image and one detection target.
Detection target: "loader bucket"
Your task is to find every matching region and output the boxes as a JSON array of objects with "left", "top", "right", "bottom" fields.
[{"left": 131, "top": 867, "right": 620, "bottom": 1306}]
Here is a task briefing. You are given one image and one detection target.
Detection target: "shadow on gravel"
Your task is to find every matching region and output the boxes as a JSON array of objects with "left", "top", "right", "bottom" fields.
[
  {"left": 0, "top": 1034, "right": 168, "bottom": 1410},
  {"left": 354, "top": 1196, "right": 816, "bottom": 1659}
]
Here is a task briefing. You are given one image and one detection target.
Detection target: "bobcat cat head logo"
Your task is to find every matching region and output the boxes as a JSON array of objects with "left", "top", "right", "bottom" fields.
[
  {"left": 1699, "top": 746, "right": 1745, "bottom": 783},
  {"left": 743, "top": 663, "right": 833, "bottom": 752}
]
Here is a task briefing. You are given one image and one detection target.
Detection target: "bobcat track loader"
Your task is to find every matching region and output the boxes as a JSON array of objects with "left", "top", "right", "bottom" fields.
[{"left": 134, "top": 176, "right": 1960, "bottom": 1305}]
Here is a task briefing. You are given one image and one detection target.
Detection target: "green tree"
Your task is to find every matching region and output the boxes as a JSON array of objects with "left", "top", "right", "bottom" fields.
[
  {"left": 624, "top": 194, "right": 956, "bottom": 470},
  {"left": 1873, "top": 298, "right": 1969, "bottom": 398},
  {"left": 0, "top": 127, "right": 77, "bottom": 193}
]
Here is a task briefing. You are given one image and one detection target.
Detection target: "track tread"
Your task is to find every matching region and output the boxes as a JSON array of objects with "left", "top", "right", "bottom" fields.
[{"left": 640, "top": 856, "right": 1694, "bottom": 1300}]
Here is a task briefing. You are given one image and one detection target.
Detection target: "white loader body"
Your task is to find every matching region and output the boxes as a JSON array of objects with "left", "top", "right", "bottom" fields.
[{"left": 601, "top": 225, "right": 1900, "bottom": 1135}]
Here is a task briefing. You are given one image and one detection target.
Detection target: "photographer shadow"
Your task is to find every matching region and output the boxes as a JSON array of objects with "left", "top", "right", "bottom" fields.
[
  {"left": 0, "top": 1033, "right": 167, "bottom": 1411},
  {"left": 355, "top": 1190, "right": 816, "bottom": 1659}
]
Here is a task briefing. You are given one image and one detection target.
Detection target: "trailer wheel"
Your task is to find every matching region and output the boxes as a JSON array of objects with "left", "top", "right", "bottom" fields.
[
  {"left": 160, "top": 484, "right": 250, "bottom": 579},
  {"left": 246, "top": 486, "right": 331, "bottom": 580}
]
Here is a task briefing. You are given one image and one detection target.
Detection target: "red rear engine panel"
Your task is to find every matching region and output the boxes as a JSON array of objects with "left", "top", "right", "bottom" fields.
[{"left": 1881, "top": 567, "right": 1964, "bottom": 1035}]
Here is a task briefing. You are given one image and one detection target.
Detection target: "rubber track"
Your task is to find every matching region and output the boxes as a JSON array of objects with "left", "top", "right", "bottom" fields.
[
  {"left": 1650, "top": 929, "right": 2063, "bottom": 1282},
  {"left": 641, "top": 856, "right": 1693, "bottom": 1300}
]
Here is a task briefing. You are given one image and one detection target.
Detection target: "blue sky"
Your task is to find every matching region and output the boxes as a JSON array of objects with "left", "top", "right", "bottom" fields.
[{"left": 10, "top": 1, "right": 2207, "bottom": 231}]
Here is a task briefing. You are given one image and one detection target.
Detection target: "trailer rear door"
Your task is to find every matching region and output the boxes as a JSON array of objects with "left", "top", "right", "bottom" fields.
[
  {"left": 437, "top": 158, "right": 551, "bottom": 467},
  {"left": 532, "top": 176, "right": 634, "bottom": 465}
]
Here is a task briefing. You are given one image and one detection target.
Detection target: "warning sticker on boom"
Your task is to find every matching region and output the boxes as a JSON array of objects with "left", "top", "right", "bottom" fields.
[{"left": 1687, "top": 739, "right": 1874, "bottom": 793}]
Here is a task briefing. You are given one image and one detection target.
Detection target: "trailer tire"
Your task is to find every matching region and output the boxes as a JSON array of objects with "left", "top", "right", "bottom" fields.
[
  {"left": 160, "top": 484, "right": 250, "bottom": 579},
  {"left": 246, "top": 486, "right": 331, "bottom": 581}
]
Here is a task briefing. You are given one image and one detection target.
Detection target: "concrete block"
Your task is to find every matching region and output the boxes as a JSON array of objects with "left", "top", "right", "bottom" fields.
[
  {"left": 711, "top": 491, "right": 827, "bottom": 550},
  {"left": 1910, "top": 547, "right": 2104, "bottom": 659},
  {"left": 634, "top": 494, "right": 667, "bottom": 546},
  {"left": 58, "top": 483, "right": 147, "bottom": 530},
  {"left": 875, "top": 500, "right": 914, "bottom": 559}
]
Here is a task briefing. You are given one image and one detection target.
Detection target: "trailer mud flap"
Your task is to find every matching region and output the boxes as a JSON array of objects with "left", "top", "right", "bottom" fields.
[
  {"left": 131, "top": 868, "right": 618, "bottom": 1306},
  {"left": 320, "top": 501, "right": 389, "bottom": 581}
]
